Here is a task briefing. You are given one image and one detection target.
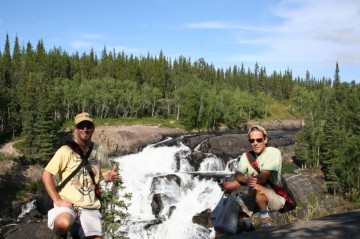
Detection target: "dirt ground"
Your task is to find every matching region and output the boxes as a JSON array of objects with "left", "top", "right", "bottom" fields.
[{"left": 0, "top": 140, "right": 23, "bottom": 157}]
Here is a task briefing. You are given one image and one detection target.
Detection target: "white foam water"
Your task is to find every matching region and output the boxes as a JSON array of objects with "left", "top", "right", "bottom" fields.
[{"left": 114, "top": 141, "right": 230, "bottom": 239}]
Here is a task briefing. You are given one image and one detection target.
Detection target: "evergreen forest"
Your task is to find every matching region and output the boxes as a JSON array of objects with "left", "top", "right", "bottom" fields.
[{"left": 0, "top": 34, "right": 360, "bottom": 204}]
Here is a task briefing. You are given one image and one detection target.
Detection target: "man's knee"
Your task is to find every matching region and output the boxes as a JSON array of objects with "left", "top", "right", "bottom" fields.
[
  {"left": 255, "top": 190, "right": 267, "bottom": 203},
  {"left": 54, "top": 214, "right": 74, "bottom": 234}
]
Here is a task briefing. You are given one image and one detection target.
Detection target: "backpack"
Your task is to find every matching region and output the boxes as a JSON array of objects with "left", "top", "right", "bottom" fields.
[{"left": 245, "top": 150, "right": 297, "bottom": 213}]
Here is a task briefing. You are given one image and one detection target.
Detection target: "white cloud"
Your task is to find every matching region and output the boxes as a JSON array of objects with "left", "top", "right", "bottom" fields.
[
  {"left": 70, "top": 40, "right": 92, "bottom": 49},
  {"left": 226, "top": 0, "right": 360, "bottom": 72},
  {"left": 186, "top": 21, "right": 236, "bottom": 29},
  {"left": 185, "top": 21, "right": 256, "bottom": 30},
  {"left": 82, "top": 34, "right": 106, "bottom": 40},
  {"left": 315, "top": 28, "right": 360, "bottom": 45},
  {"left": 104, "top": 44, "right": 142, "bottom": 54}
]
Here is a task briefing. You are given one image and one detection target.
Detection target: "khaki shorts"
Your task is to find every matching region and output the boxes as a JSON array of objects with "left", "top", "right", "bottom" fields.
[
  {"left": 238, "top": 187, "right": 285, "bottom": 217},
  {"left": 47, "top": 205, "right": 103, "bottom": 238}
]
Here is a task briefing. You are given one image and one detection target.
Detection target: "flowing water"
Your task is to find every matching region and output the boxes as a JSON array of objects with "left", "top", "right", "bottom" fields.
[{"left": 114, "top": 139, "right": 235, "bottom": 239}]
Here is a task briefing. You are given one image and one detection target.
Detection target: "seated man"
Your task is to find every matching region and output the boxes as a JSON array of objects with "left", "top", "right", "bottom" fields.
[
  {"left": 42, "top": 112, "right": 119, "bottom": 238},
  {"left": 223, "top": 125, "right": 285, "bottom": 228}
]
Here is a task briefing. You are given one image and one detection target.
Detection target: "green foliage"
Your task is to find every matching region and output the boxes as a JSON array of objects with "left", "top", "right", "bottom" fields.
[
  {"left": 293, "top": 64, "right": 360, "bottom": 203},
  {"left": 16, "top": 179, "right": 44, "bottom": 200},
  {"left": 282, "top": 162, "right": 299, "bottom": 174},
  {"left": 101, "top": 163, "right": 131, "bottom": 239},
  {"left": 304, "top": 192, "right": 358, "bottom": 220},
  {"left": 19, "top": 73, "right": 58, "bottom": 164}
]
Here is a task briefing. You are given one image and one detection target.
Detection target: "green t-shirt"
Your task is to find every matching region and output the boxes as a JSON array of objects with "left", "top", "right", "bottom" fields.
[
  {"left": 45, "top": 143, "right": 111, "bottom": 209},
  {"left": 237, "top": 146, "right": 282, "bottom": 187}
]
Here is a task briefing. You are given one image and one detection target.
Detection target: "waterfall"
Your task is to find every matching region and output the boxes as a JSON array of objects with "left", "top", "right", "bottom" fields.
[
  {"left": 114, "top": 140, "right": 232, "bottom": 239},
  {"left": 17, "top": 200, "right": 36, "bottom": 220}
]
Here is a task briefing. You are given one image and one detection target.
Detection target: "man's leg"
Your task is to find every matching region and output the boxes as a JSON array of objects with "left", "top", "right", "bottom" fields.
[
  {"left": 47, "top": 206, "right": 76, "bottom": 238},
  {"left": 78, "top": 208, "right": 103, "bottom": 239},
  {"left": 253, "top": 185, "right": 272, "bottom": 228},
  {"left": 253, "top": 184, "right": 285, "bottom": 228}
]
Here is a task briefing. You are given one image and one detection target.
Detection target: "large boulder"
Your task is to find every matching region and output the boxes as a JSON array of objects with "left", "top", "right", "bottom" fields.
[{"left": 183, "top": 130, "right": 298, "bottom": 161}]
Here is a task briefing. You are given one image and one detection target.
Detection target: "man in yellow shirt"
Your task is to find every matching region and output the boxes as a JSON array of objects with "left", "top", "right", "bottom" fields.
[{"left": 42, "top": 112, "right": 118, "bottom": 238}]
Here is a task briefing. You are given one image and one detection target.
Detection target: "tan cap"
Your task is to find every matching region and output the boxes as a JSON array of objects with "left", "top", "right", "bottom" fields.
[
  {"left": 74, "top": 112, "right": 93, "bottom": 125},
  {"left": 248, "top": 125, "right": 267, "bottom": 136}
]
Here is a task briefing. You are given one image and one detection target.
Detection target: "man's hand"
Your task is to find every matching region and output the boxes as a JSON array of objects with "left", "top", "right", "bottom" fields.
[
  {"left": 246, "top": 173, "right": 258, "bottom": 188},
  {"left": 222, "top": 180, "right": 240, "bottom": 193},
  {"left": 54, "top": 198, "right": 74, "bottom": 209},
  {"left": 108, "top": 165, "right": 119, "bottom": 182}
]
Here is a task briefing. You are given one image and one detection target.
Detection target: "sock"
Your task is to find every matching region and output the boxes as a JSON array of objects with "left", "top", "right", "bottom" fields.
[{"left": 259, "top": 209, "right": 269, "bottom": 219}]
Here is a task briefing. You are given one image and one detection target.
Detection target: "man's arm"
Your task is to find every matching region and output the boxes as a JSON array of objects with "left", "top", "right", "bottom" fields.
[
  {"left": 42, "top": 170, "right": 73, "bottom": 208},
  {"left": 223, "top": 169, "right": 271, "bottom": 192},
  {"left": 254, "top": 170, "right": 271, "bottom": 185},
  {"left": 222, "top": 171, "right": 251, "bottom": 192},
  {"left": 234, "top": 171, "right": 250, "bottom": 186}
]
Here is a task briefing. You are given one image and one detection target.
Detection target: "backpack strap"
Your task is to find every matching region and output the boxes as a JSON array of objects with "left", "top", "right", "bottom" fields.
[
  {"left": 56, "top": 140, "right": 94, "bottom": 192},
  {"left": 245, "top": 150, "right": 275, "bottom": 187},
  {"left": 64, "top": 140, "right": 101, "bottom": 200},
  {"left": 56, "top": 156, "right": 86, "bottom": 192},
  {"left": 246, "top": 150, "right": 261, "bottom": 174},
  {"left": 246, "top": 151, "right": 297, "bottom": 212},
  {"left": 83, "top": 159, "right": 102, "bottom": 200}
]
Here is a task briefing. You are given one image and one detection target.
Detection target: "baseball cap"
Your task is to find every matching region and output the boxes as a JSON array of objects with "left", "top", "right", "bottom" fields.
[
  {"left": 74, "top": 112, "right": 93, "bottom": 125},
  {"left": 248, "top": 125, "right": 267, "bottom": 136}
]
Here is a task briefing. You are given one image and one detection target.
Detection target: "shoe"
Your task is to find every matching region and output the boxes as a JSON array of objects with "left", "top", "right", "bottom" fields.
[
  {"left": 261, "top": 217, "right": 272, "bottom": 229},
  {"left": 245, "top": 222, "right": 255, "bottom": 232},
  {"left": 237, "top": 220, "right": 255, "bottom": 233}
]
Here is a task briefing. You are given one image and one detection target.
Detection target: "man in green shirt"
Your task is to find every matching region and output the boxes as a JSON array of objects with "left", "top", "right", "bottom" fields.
[{"left": 223, "top": 125, "right": 285, "bottom": 228}]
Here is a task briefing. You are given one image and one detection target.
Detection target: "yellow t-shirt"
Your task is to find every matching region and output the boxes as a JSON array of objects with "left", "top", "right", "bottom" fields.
[{"left": 45, "top": 143, "right": 112, "bottom": 209}]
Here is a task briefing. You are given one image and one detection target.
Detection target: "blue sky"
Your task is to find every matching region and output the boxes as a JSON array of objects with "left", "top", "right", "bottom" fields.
[{"left": 1, "top": 0, "right": 359, "bottom": 83}]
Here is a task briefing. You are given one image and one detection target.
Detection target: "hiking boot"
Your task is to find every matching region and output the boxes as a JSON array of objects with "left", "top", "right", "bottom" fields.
[
  {"left": 261, "top": 217, "right": 272, "bottom": 229},
  {"left": 244, "top": 222, "right": 255, "bottom": 232},
  {"left": 237, "top": 220, "right": 255, "bottom": 232}
]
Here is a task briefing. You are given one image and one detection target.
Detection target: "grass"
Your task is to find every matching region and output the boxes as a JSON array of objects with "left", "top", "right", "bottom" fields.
[
  {"left": 263, "top": 100, "right": 302, "bottom": 120},
  {"left": 62, "top": 116, "right": 186, "bottom": 130},
  {"left": 282, "top": 162, "right": 300, "bottom": 174}
]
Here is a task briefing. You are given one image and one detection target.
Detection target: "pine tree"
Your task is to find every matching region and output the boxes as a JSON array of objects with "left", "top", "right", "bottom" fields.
[{"left": 320, "top": 63, "right": 346, "bottom": 195}]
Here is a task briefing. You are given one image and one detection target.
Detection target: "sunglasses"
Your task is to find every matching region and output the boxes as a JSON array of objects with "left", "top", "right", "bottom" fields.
[
  {"left": 249, "top": 138, "right": 264, "bottom": 143},
  {"left": 75, "top": 121, "right": 94, "bottom": 130}
]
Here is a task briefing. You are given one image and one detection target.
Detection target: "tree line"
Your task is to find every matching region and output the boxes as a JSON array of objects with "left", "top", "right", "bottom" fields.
[{"left": 0, "top": 34, "right": 359, "bottom": 203}]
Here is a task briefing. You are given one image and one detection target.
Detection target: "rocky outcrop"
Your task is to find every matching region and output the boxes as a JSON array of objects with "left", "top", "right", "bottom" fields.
[
  {"left": 92, "top": 125, "right": 187, "bottom": 156},
  {"left": 246, "top": 119, "right": 304, "bottom": 131},
  {"left": 183, "top": 130, "right": 299, "bottom": 163}
]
